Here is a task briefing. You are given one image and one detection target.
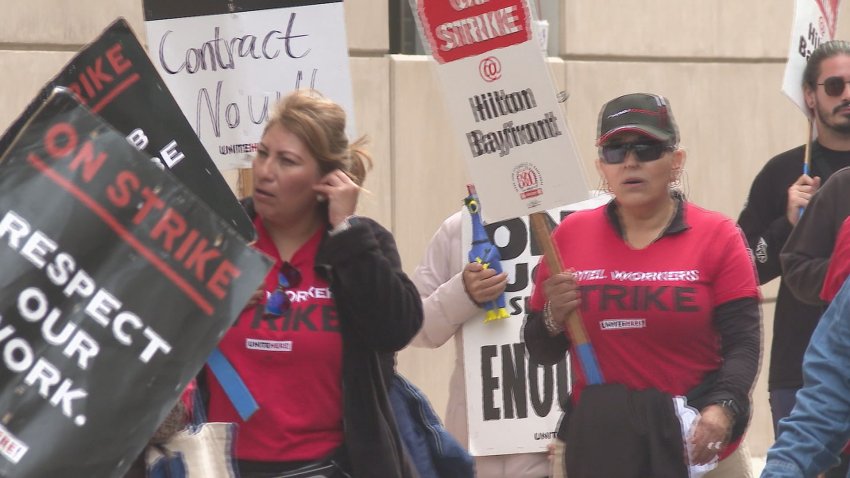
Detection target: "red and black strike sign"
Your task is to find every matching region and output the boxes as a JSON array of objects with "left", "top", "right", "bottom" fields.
[
  {"left": 0, "top": 19, "right": 254, "bottom": 242},
  {"left": 417, "top": 0, "right": 531, "bottom": 64},
  {"left": 0, "top": 89, "right": 271, "bottom": 477}
]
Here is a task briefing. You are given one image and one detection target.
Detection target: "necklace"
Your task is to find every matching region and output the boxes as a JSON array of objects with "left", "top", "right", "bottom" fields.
[{"left": 621, "top": 199, "right": 677, "bottom": 249}]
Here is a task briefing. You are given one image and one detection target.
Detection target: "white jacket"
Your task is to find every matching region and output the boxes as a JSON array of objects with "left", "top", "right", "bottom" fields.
[{"left": 411, "top": 212, "right": 549, "bottom": 478}]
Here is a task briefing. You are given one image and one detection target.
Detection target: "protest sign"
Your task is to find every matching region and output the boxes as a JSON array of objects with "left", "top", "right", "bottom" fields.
[
  {"left": 461, "top": 194, "right": 610, "bottom": 456},
  {"left": 416, "top": 0, "right": 589, "bottom": 222},
  {"left": 0, "top": 89, "right": 271, "bottom": 477},
  {"left": 0, "top": 19, "right": 254, "bottom": 241},
  {"left": 144, "top": 0, "right": 356, "bottom": 171},
  {"left": 782, "top": 0, "right": 842, "bottom": 114}
]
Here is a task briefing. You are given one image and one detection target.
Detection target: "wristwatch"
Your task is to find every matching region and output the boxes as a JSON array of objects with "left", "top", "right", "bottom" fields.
[
  {"left": 330, "top": 215, "right": 360, "bottom": 236},
  {"left": 713, "top": 399, "right": 740, "bottom": 422}
]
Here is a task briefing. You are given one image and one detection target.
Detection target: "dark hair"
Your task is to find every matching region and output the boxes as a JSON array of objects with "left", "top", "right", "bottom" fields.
[
  {"left": 803, "top": 40, "right": 850, "bottom": 89},
  {"left": 264, "top": 90, "right": 372, "bottom": 186}
]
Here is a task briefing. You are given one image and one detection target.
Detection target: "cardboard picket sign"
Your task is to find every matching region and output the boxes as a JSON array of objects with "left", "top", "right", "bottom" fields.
[
  {"left": 0, "top": 89, "right": 271, "bottom": 477},
  {"left": 460, "top": 194, "right": 610, "bottom": 456},
  {"left": 143, "top": 0, "right": 357, "bottom": 170},
  {"left": 782, "top": 0, "right": 842, "bottom": 115},
  {"left": 0, "top": 18, "right": 255, "bottom": 241},
  {"left": 415, "top": 0, "right": 589, "bottom": 223}
]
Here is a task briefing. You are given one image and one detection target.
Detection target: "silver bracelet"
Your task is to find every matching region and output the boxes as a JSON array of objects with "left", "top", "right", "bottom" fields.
[{"left": 543, "top": 301, "right": 564, "bottom": 336}]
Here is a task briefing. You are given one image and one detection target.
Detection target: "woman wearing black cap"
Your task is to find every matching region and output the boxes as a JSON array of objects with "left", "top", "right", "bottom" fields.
[{"left": 524, "top": 93, "right": 761, "bottom": 478}]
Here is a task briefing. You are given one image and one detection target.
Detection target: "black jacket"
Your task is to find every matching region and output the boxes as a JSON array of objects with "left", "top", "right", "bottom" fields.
[
  {"left": 737, "top": 142, "right": 849, "bottom": 390},
  {"left": 781, "top": 166, "right": 850, "bottom": 306},
  {"left": 318, "top": 215, "right": 422, "bottom": 478}
]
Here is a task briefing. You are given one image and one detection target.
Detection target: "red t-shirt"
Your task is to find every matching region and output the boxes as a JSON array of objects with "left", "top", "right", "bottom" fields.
[
  {"left": 206, "top": 221, "right": 343, "bottom": 462},
  {"left": 530, "top": 202, "right": 759, "bottom": 456}
]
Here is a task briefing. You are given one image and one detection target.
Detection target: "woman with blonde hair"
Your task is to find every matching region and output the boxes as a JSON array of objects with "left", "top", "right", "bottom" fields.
[{"left": 202, "top": 90, "right": 422, "bottom": 478}]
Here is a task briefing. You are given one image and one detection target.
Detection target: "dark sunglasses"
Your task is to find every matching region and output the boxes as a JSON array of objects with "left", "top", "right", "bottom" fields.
[
  {"left": 818, "top": 76, "right": 850, "bottom": 97},
  {"left": 599, "top": 142, "right": 674, "bottom": 165},
  {"left": 264, "top": 262, "right": 302, "bottom": 318}
]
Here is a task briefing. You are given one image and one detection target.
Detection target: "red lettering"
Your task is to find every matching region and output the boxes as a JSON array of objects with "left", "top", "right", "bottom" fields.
[
  {"left": 78, "top": 70, "right": 95, "bottom": 98},
  {"left": 106, "top": 44, "right": 132, "bottom": 75},
  {"left": 69, "top": 141, "right": 107, "bottom": 182},
  {"left": 45, "top": 123, "right": 78, "bottom": 158},
  {"left": 85, "top": 57, "right": 114, "bottom": 92},
  {"left": 184, "top": 238, "right": 221, "bottom": 281},
  {"left": 133, "top": 187, "right": 165, "bottom": 224},
  {"left": 151, "top": 209, "right": 187, "bottom": 252},
  {"left": 174, "top": 229, "right": 200, "bottom": 261},
  {"left": 207, "top": 260, "right": 241, "bottom": 299},
  {"left": 107, "top": 171, "right": 140, "bottom": 207}
]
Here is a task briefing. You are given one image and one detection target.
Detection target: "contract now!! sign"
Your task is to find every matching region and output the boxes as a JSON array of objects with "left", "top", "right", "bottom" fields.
[{"left": 415, "top": 0, "right": 589, "bottom": 223}]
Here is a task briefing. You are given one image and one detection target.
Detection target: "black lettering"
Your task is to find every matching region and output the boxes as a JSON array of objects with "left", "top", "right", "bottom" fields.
[
  {"left": 528, "top": 358, "right": 553, "bottom": 417},
  {"left": 600, "top": 285, "right": 627, "bottom": 311},
  {"left": 643, "top": 286, "right": 669, "bottom": 311},
  {"left": 321, "top": 305, "right": 339, "bottom": 332},
  {"left": 279, "top": 309, "right": 293, "bottom": 331},
  {"left": 673, "top": 287, "right": 699, "bottom": 312},
  {"left": 508, "top": 296, "right": 524, "bottom": 316},
  {"left": 486, "top": 218, "right": 525, "bottom": 261},
  {"left": 501, "top": 343, "right": 528, "bottom": 419},
  {"left": 506, "top": 263, "right": 528, "bottom": 292},
  {"left": 291, "top": 305, "right": 317, "bottom": 331},
  {"left": 530, "top": 262, "right": 541, "bottom": 285},
  {"left": 556, "top": 358, "right": 569, "bottom": 411},
  {"left": 481, "top": 345, "right": 500, "bottom": 420},
  {"left": 579, "top": 285, "right": 600, "bottom": 312}
]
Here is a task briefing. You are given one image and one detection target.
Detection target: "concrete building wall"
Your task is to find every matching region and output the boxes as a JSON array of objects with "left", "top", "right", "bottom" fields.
[{"left": 2, "top": 0, "right": 844, "bottom": 462}]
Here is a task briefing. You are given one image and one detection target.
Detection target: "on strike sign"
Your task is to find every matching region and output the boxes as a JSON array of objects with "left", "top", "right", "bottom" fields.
[
  {"left": 417, "top": 0, "right": 531, "bottom": 63},
  {"left": 0, "top": 89, "right": 271, "bottom": 477}
]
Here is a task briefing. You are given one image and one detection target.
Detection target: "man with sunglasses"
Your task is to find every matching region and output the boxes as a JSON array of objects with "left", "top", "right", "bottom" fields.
[{"left": 737, "top": 41, "right": 850, "bottom": 473}]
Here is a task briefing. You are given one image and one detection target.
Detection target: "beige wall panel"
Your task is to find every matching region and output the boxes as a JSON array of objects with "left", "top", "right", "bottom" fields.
[
  {"left": 345, "top": 0, "right": 389, "bottom": 53},
  {"left": 391, "top": 55, "right": 468, "bottom": 415},
  {"left": 390, "top": 55, "right": 471, "bottom": 274},
  {"left": 564, "top": 61, "right": 807, "bottom": 219},
  {"left": 350, "top": 57, "right": 392, "bottom": 228},
  {"left": 1, "top": 1, "right": 143, "bottom": 45},
  {"left": 0, "top": 51, "right": 76, "bottom": 135},
  {"left": 562, "top": 1, "right": 792, "bottom": 59},
  {"left": 0, "top": 1, "right": 385, "bottom": 55}
]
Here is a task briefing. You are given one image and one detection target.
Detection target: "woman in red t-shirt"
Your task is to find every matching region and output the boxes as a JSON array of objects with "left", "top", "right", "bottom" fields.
[
  {"left": 202, "top": 91, "right": 422, "bottom": 478},
  {"left": 524, "top": 93, "right": 760, "bottom": 478}
]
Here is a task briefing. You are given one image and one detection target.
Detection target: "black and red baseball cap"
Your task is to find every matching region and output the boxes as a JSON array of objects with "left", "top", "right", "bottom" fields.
[{"left": 596, "top": 93, "right": 679, "bottom": 146}]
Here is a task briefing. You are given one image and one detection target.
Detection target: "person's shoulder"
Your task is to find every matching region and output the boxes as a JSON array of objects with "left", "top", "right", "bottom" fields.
[
  {"left": 765, "top": 144, "right": 807, "bottom": 166},
  {"left": 756, "top": 144, "right": 807, "bottom": 176},
  {"left": 552, "top": 204, "right": 606, "bottom": 235},
  {"left": 442, "top": 210, "right": 463, "bottom": 231},
  {"left": 823, "top": 165, "right": 850, "bottom": 189},
  {"left": 684, "top": 202, "right": 738, "bottom": 230},
  {"left": 359, "top": 215, "right": 390, "bottom": 234}
]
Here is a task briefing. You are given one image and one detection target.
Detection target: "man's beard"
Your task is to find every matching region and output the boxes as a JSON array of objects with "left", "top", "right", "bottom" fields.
[{"left": 816, "top": 100, "right": 850, "bottom": 135}]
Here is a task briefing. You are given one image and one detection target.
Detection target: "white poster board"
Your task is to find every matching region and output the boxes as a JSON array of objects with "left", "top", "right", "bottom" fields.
[
  {"left": 416, "top": 0, "right": 589, "bottom": 222},
  {"left": 782, "top": 0, "right": 841, "bottom": 115},
  {"left": 461, "top": 194, "right": 610, "bottom": 456},
  {"left": 144, "top": 0, "right": 356, "bottom": 170}
]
